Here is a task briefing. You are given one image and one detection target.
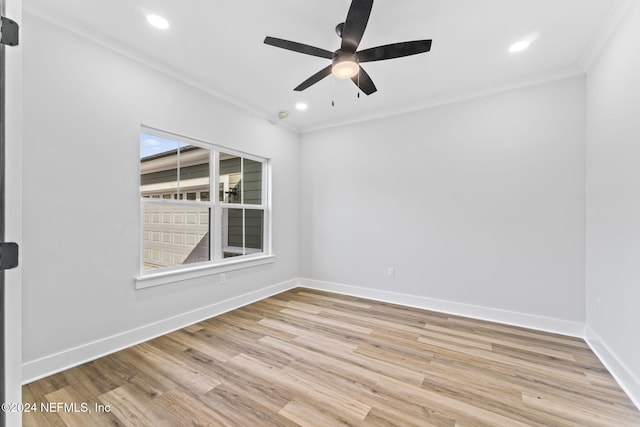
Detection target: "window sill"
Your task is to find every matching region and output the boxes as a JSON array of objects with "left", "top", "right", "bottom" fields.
[{"left": 135, "top": 254, "right": 276, "bottom": 290}]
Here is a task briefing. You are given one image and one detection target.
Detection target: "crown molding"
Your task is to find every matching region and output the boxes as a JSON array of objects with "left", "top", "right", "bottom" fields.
[
  {"left": 579, "top": 0, "right": 637, "bottom": 71},
  {"left": 300, "top": 69, "right": 584, "bottom": 134}
]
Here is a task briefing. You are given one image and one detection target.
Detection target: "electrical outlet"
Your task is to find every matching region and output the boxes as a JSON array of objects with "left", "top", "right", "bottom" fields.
[
  {"left": 220, "top": 273, "right": 226, "bottom": 284},
  {"left": 387, "top": 267, "right": 396, "bottom": 278}
]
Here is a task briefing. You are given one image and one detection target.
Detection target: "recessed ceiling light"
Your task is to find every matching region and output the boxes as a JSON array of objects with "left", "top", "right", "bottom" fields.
[
  {"left": 509, "top": 32, "right": 540, "bottom": 54},
  {"left": 295, "top": 102, "right": 308, "bottom": 111},
  {"left": 147, "top": 14, "right": 170, "bottom": 30},
  {"left": 509, "top": 40, "right": 530, "bottom": 53}
]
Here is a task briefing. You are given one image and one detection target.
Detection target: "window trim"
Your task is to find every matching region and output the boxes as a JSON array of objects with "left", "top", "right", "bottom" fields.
[
  {"left": 135, "top": 254, "right": 275, "bottom": 289},
  {"left": 137, "top": 126, "right": 272, "bottom": 289}
]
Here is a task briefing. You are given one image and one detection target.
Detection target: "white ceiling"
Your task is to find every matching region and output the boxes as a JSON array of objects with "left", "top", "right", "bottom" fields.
[{"left": 24, "top": 0, "right": 618, "bottom": 132}]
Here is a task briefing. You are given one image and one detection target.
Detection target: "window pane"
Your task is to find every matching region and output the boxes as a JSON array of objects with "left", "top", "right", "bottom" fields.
[
  {"left": 140, "top": 133, "right": 179, "bottom": 198},
  {"left": 143, "top": 204, "right": 210, "bottom": 269},
  {"left": 219, "top": 153, "right": 242, "bottom": 203},
  {"left": 180, "top": 145, "right": 210, "bottom": 201},
  {"left": 200, "top": 191, "right": 210, "bottom": 201},
  {"left": 222, "top": 208, "right": 242, "bottom": 258},
  {"left": 245, "top": 209, "right": 264, "bottom": 252},
  {"left": 243, "top": 159, "right": 263, "bottom": 205},
  {"left": 221, "top": 208, "right": 263, "bottom": 258}
]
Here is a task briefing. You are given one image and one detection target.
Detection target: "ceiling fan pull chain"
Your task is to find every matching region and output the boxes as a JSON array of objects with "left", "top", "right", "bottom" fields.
[{"left": 332, "top": 76, "right": 336, "bottom": 106}]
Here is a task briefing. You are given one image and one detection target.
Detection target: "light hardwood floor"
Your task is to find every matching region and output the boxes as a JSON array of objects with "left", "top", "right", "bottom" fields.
[{"left": 23, "top": 288, "right": 640, "bottom": 426}]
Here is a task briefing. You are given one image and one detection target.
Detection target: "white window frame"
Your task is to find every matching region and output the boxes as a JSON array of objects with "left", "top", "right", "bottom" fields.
[{"left": 136, "top": 127, "right": 273, "bottom": 289}]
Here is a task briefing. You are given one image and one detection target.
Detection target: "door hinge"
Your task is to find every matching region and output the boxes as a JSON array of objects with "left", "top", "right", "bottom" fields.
[
  {"left": 1, "top": 16, "right": 19, "bottom": 46},
  {"left": 0, "top": 242, "right": 19, "bottom": 270}
]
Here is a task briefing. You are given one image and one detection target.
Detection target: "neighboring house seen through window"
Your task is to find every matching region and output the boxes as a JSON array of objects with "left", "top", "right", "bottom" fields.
[{"left": 139, "top": 128, "right": 270, "bottom": 277}]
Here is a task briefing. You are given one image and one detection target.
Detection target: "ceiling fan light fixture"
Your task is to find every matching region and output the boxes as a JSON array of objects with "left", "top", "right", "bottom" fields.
[{"left": 332, "top": 54, "right": 359, "bottom": 79}]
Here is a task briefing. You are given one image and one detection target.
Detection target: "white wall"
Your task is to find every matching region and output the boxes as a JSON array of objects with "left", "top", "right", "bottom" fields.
[
  {"left": 21, "top": 13, "right": 299, "bottom": 380},
  {"left": 585, "top": 1, "right": 640, "bottom": 406},
  {"left": 300, "top": 77, "right": 586, "bottom": 326}
]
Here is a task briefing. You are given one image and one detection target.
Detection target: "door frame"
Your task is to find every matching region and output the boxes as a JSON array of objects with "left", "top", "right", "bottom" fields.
[{"left": 1, "top": 0, "right": 22, "bottom": 425}]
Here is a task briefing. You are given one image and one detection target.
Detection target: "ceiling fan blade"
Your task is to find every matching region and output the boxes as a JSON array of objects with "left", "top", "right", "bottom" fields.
[
  {"left": 341, "top": 0, "right": 374, "bottom": 53},
  {"left": 351, "top": 66, "right": 377, "bottom": 95},
  {"left": 294, "top": 65, "right": 333, "bottom": 91},
  {"left": 264, "top": 36, "right": 333, "bottom": 59},
  {"left": 357, "top": 40, "right": 432, "bottom": 63}
]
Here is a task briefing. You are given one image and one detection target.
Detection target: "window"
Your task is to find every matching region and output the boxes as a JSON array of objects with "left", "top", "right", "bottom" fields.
[
  {"left": 139, "top": 128, "right": 271, "bottom": 282},
  {"left": 218, "top": 152, "right": 265, "bottom": 258}
]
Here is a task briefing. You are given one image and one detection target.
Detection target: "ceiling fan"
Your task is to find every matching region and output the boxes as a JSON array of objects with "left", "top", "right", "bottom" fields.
[{"left": 264, "top": 0, "right": 432, "bottom": 96}]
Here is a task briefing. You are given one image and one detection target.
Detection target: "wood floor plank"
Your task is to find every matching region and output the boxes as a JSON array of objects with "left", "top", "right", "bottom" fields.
[
  {"left": 522, "top": 391, "right": 640, "bottom": 427},
  {"left": 129, "top": 343, "right": 221, "bottom": 395},
  {"left": 108, "top": 348, "right": 177, "bottom": 398},
  {"left": 421, "top": 322, "right": 577, "bottom": 361},
  {"left": 23, "top": 288, "right": 640, "bottom": 426},
  {"left": 152, "top": 387, "right": 229, "bottom": 426},
  {"left": 277, "top": 364, "right": 372, "bottom": 424},
  {"left": 375, "top": 376, "right": 534, "bottom": 427},
  {"left": 43, "top": 383, "right": 121, "bottom": 427},
  {"left": 181, "top": 346, "right": 294, "bottom": 414},
  {"left": 418, "top": 335, "right": 594, "bottom": 388},
  {"left": 362, "top": 406, "right": 452, "bottom": 427},
  {"left": 98, "top": 384, "right": 181, "bottom": 427},
  {"left": 261, "top": 334, "right": 455, "bottom": 426},
  {"left": 164, "top": 329, "right": 238, "bottom": 363},
  {"left": 280, "top": 307, "right": 374, "bottom": 336},
  {"left": 21, "top": 386, "right": 67, "bottom": 427},
  {"left": 202, "top": 384, "right": 300, "bottom": 427},
  {"left": 279, "top": 399, "right": 350, "bottom": 426}
]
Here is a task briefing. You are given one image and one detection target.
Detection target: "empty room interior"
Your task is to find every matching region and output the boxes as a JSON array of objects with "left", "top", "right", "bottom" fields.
[{"left": 4, "top": 0, "right": 640, "bottom": 425}]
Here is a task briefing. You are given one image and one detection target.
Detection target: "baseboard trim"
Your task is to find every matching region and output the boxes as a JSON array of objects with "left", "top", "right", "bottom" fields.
[
  {"left": 22, "top": 278, "right": 298, "bottom": 384},
  {"left": 585, "top": 325, "right": 640, "bottom": 410},
  {"left": 297, "top": 278, "right": 585, "bottom": 338}
]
